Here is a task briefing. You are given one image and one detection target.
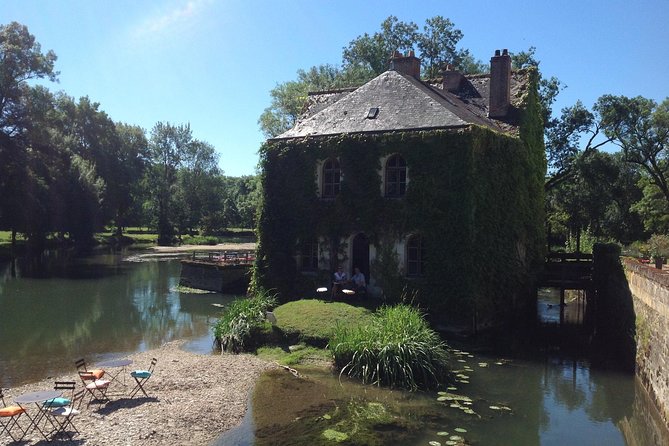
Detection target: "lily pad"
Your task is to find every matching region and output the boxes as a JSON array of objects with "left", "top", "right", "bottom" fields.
[
  {"left": 459, "top": 380, "right": 469, "bottom": 384},
  {"left": 447, "top": 386, "right": 457, "bottom": 391},
  {"left": 445, "top": 442, "right": 458, "bottom": 446},
  {"left": 457, "top": 359, "right": 466, "bottom": 363},
  {"left": 489, "top": 405, "right": 501, "bottom": 410},
  {"left": 478, "top": 362, "right": 488, "bottom": 367},
  {"left": 436, "top": 431, "right": 449, "bottom": 436},
  {"left": 454, "top": 427, "right": 467, "bottom": 433},
  {"left": 450, "top": 435, "right": 464, "bottom": 441},
  {"left": 429, "top": 441, "right": 442, "bottom": 446},
  {"left": 437, "top": 396, "right": 449, "bottom": 402}
]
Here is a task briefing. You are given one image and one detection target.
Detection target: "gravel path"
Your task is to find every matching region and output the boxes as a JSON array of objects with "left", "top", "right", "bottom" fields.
[{"left": 1, "top": 341, "right": 274, "bottom": 445}]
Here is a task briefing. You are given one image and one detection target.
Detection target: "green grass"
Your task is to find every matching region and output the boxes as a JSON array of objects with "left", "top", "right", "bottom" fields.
[
  {"left": 272, "top": 299, "right": 374, "bottom": 345},
  {"left": 329, "top": 304, "right": 450, "bottom": 390}
]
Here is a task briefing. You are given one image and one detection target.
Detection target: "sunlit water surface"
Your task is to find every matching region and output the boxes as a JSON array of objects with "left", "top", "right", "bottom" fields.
[{"left": 0, "top": 250, "right": 232, "bottom": 387}]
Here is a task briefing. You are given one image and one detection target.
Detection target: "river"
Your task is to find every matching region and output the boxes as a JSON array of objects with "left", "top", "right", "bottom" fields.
[{"left": 1, "top": 250, "right": 667, "bottom": 445}]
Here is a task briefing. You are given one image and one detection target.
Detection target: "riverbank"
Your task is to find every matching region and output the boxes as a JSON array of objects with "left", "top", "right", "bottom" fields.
[{"left": 0, "top": 341, "right": 274, "bottom": 446}]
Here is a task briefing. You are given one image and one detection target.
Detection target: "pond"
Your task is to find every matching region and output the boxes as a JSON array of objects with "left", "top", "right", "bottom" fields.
[
  {"left": 221, "top": 350, "right": 669, "bottom": 446},
  {"left": 1, "top": 251, "right": 667, "bottom": 445},
  {"left": 0, "top": 250, "right": 229, "bottom": 387}
]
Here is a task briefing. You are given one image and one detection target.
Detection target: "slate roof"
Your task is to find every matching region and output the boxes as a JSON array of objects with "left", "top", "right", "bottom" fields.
[{"left": 274, "top": 69, "right": 530, "bottom": 140}]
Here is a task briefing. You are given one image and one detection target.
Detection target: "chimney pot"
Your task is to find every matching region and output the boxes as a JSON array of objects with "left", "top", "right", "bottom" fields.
[
  {"left": 442, "top": 65, "right": 462, "bottom": 92},
  {"left": 389, "top": 50, "right": 421, "bottom": 79},
  {"left": 502, "top": 49, "right": 508, "bottom": 56},
  {"left": 489, "top": 49, "right": 511, "bottom": 118}
]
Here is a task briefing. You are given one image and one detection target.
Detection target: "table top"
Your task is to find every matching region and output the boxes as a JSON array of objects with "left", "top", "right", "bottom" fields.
[
  {"left": 97, "top": 358, "right": 133, "bottom": 368},
  {"left": 14, "top": 390, "right": 61, "bottom": 404}
]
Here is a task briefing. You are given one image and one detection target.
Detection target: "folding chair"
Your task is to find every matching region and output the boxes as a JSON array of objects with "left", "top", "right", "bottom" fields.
[
  {"left": 47, "top": 381, "right": 84, "bottom": 441},
  {"left": 130, "top": 358, "right": 157, "bottom": 398},
  {"left": 0, "top": 388, "right": 27, "bottom": 442},
  {"left": 74, "top": 358, "right": 105, "bottom": 380},
  {"left": 78, "top": 371, "right": 110, "bottom": 405},
  {"left": 75, "top": 358, "right": 110, "bottom": 405}
]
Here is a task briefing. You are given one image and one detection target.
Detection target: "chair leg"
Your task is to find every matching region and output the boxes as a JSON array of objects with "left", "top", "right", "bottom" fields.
[
  {"left": 0, "top": 414, "right": 27, "bottom": 442},
  {"left": 129, "top": 378, "right": 149, "bottom": 399}
]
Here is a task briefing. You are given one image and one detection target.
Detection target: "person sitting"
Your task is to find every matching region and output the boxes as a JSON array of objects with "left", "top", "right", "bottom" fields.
[
  {"left": 332, "top": 266, "right": 348, "bottom": 299},
  {"left": 351, "top": 267, "right": 366, "bottom": 295}
]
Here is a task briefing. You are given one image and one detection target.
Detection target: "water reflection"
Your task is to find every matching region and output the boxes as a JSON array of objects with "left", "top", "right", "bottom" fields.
[
  {"left": 0, "top": 254, "right": 235, "bottom": 387},
  {"left": 243, "top": 351, "right": 666, "bottom": 446}
]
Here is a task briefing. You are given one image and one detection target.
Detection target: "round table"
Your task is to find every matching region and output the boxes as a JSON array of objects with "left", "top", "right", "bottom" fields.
[
  {"left": 96, "top": 358, "right": 134, "bottom": 389},
  {"left": 14, "top": 390, "right": 62, "bottom": 441}
]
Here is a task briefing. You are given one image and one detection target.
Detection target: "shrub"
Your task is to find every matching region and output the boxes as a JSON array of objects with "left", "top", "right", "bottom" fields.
[
  {"left": 213, "top": 291, "right": 277, "bottom": 353},
  {"left": 329, "top": 304, "right": 449, "bottom": 390}
]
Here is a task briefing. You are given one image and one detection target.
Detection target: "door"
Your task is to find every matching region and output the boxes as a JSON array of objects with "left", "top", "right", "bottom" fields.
[{"left": 351, "top": 233, "right": 370, "bottom": 281}]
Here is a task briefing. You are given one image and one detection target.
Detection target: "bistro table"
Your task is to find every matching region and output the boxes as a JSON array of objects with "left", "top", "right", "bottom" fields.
[
  {"left": 14, "top": 390, "right": 61, "bottom": 441},
  {"left": 96, "top": 359, "right": 133, "bottom": 392}
]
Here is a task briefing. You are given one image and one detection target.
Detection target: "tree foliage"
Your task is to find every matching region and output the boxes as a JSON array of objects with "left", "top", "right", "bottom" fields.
[
  {"left": 597, "top": 95, "right": 669, "bottom": 208},
  {"left": 259, "top": 15, "right": 478, "bottom": 138}
]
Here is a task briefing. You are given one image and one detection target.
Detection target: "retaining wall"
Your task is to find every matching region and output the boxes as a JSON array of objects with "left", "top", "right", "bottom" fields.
[{"left": 623, "top": 258, "right": 669, "bottom": 428}]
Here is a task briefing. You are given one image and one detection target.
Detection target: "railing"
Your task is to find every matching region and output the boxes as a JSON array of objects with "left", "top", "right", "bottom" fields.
[{"left": 189, "top": 250, "right": 256, "bottom": 265}]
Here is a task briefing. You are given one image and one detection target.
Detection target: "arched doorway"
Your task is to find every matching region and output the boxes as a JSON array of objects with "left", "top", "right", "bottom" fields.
[{"left": 351, "top": 233, "right": 370, "bottom": 281}]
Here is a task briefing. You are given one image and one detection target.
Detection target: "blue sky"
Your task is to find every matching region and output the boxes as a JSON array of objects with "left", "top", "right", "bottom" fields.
[{"left": 2, "top": 0, "right": 668, "bottom": 176}]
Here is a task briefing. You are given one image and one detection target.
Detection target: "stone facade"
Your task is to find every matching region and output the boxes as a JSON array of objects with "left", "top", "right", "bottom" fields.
[{"left": 624, "top": 258, "right": 669, "bottom": 429}]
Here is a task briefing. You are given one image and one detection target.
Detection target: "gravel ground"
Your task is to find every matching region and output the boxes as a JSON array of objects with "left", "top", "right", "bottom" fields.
[{"left": 1, "top": 341, "right": 274, "bottom": 445}]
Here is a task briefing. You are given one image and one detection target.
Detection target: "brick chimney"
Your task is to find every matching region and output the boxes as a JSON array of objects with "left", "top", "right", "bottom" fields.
[
  {"left": 442, "top": 64, "right": 463, "bottom": 92},
  {"left": 390, "top": 50, "right": 421, "bottom": 79},
  {"left": 489, "top": 49, "right": 511, "bottom": 118}
]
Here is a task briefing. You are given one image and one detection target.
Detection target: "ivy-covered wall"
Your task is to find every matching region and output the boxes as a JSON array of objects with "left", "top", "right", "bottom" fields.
[{"left": 253, "top": 71, "right": 545, "bottom": 325}]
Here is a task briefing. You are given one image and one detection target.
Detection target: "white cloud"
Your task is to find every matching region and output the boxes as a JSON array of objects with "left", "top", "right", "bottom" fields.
[{"left": 131, "top": 0, "right": 213, "bottom": 40}]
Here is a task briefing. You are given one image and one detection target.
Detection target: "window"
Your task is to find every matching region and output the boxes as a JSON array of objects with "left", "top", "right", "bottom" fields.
[
  {"left": 300, "top": 240, "right": 319, "bottom": 271},
  {"left": 385, "top": 154, "right": 407, "bottom": 197},
  {"left": 322, "top": 158, "right": 341, "bottom": 198},
  {"left": 406, "top": 234, "right": 424, "bottom": 277}
]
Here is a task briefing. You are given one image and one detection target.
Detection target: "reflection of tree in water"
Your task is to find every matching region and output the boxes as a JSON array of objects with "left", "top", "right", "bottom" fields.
[
  {"left": 0, "top": 257, "right": 217, "bottom": 387},
  {"left": 541, "top": 357, "right": 587, "bottom": 413}
]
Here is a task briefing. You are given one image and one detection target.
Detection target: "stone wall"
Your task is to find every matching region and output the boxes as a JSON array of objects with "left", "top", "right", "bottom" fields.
[{"left": 623, "top": 258, "right": 669, "bottom": 428}]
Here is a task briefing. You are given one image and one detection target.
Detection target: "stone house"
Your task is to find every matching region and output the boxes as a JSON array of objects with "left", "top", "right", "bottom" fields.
[{"left": 254, "top": 50, "right": 545, "bottom": 323}]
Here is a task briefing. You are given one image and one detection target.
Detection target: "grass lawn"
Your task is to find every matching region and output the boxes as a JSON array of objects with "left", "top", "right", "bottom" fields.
[{"left": 272, "top": 299, "right": 374, "bottom": 344}]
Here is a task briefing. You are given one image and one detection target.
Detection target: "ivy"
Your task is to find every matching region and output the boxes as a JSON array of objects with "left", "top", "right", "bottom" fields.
[{"left": 253, "top": 71, "right": 545, "bottom": 324}]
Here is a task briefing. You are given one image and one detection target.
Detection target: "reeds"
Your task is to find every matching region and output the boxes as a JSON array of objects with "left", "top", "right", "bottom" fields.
[
  {"left": 213, "top": 291, "right": 277, "bottom": 353},
  {"left": 329, "top": 304, "right": 450, "bottom": 390}
]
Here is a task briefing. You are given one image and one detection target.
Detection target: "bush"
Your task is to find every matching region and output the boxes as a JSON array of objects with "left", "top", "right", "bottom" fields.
[
  {"left": 213, "top": 291, "right": 277, "bottom": 353},
  {"left": 329, "top": 304, "right": 449, "bottom": 390}
]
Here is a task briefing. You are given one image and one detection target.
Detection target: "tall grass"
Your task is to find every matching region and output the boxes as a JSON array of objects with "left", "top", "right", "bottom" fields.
[
  {"left": 329, "top": 304, "right": 449, "bottom": 390},
  {"left": 213, "top": 291, "right": 277, "bottom": 353}
]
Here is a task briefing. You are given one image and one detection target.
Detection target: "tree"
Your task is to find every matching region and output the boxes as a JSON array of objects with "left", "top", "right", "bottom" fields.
[
  {"left": 0, "top": 22, "right": 58, "bottom": 136},
  {"left": 174, "top": 139, "right": 220, "bottom": 235},
  {"left": 342, "top": 16, "right": 418, "bottom": 75},
  {"left": 596, "top": 95, "right": 669, "bottom": 208},
  {"left": 112, "top": 123, "right": 149, "bottom": 235},
  {"left": 148, "top": 122, "right": 194, "bottom": 245},
  {"left": 0, "top": 22, "right": 58, "bottom": 250},
  {"left": 416, "top": 16, "right": 466, "bottom": 78}
]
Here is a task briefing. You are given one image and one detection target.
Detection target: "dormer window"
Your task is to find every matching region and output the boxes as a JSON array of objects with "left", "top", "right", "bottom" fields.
[
  {"left": 385, "top": 154, "right": 407, "bottom": 197},
  {"left": 322, "top": 158, "right": 341, "bottom": 198}
]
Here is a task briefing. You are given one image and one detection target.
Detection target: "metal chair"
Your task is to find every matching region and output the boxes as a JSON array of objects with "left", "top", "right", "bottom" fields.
[
  {"left": 130, "top": 358, "right": 157, "bottom": 398},
  {"left": 75, "top": 358, "right": 110, "bottom": 405},
  {"left": 0, "top": 388, "right": 27, "bottom": 442},
  {"left": 48, "top": 381, "right": 84, "bottom": 440}
]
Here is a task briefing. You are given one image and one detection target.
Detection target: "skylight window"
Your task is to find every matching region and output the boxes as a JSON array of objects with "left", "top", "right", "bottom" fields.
[{"left": 367, "top": 107, "right": 379, "bottom": 119}]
